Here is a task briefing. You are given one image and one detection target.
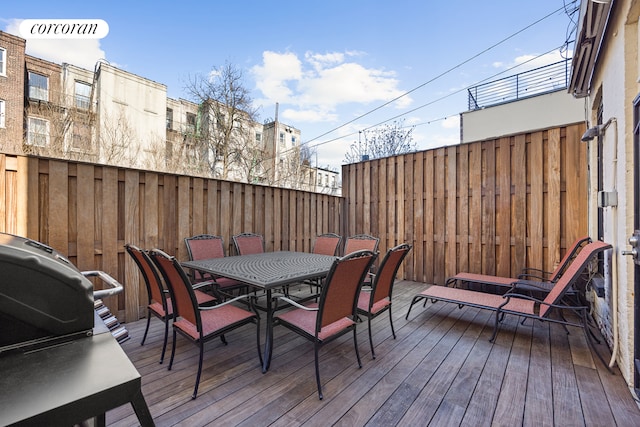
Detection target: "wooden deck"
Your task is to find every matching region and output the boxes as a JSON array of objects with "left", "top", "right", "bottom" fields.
[{"left": 106, "top": 280, "right": 640, "bottom": 426}]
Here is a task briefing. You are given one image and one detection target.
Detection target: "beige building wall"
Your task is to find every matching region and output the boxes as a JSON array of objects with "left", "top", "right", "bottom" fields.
[
  {"left": 95, "top": 62, "right": 167, "bottom": 168},
  {"left": 461, "top": 89, "right": 585, "bottom": 143}
]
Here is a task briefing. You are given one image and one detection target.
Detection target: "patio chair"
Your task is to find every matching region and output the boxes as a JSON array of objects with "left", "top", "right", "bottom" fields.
[
  {"left": 125, "top": 244, "right": 216, "bottom": 364},
  {"left": 149, "top": 248, "right": 262, "bottom": 399},
  {"left": 306, "top": 233, "right": 342, "bottom": 293},
  {"left": 184, "top": 234, "right": 248, "bottom": 299},
  {"left": 273, "top": 249, "right": 378, "bottom": 399},
  {"left": 357, "top": 243, "right": 412, "bottom": 359},
  {"left": 233, "top": 232, "right": 265, "bottom": 255},
  {"left": 312, "top": 233, "right": 342, "bottom": 256},
  {"left": 343, "top": 234, "right": 379, "bottom": 255},
  {"left": 344, "top": 234, "right": 380, "bottom": 280},
  {"left": 405, "top": 240, "right": 612, "bottom": 371},
  {"left": 445, "top": 236, "right": 592, "bottom": 297}
]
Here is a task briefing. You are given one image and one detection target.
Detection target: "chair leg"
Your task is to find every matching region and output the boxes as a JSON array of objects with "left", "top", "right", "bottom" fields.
[
  {"left": 168, "top": 329, "right": 177, "bottom": 370},
  {"left": 405, "top": 295, "right": 423, "bottom": 320},
  {"left": 389, "top": 307, "right": 396, "bottom": 339},
  {"left": 192, "top": 341, "right": 204, "bottom": 399},
  {"left": 368, "top": 316, "right": 375, "bottom": 359},
  {"left": 489, "top": 311, "right": 502, "bottom": 342},
  {"left": 353, "top": 328, "right": 362, "bottom": 369},
  {"left": 160, "top": 317, "right": 169, "bottom": 364},
  {"left": 140, "top": 310, "right": 151, "bottom": 345},
  {"left": 314, "top": 343, "right": 323, "bottom": 400},
  {"left": 255, "top": 318, "right": 263, "bottom": 367}
]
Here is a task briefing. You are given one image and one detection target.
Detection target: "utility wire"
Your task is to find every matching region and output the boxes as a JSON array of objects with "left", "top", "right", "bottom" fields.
[
  {"left": 302, "top": 4, "right": 572, "bottom": 147},
  {"left": 301, "top": 42, "right": 569, "bottom": 156}
]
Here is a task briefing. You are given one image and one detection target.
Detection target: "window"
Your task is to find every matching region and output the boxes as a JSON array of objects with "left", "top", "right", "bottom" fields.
[
  {"left": 279, "top": 132, "right": 285, "bottom": 144},
  {"left": 27, "top": 117, "right": 49, "bottom": 146},
  {"left": 166, "top": 108, "right": 173, "bottom": 130},
  {"left": 0, "top": 100, "right": 5, "bottom": 128},
  {"left": 71, "top": 122, "right": 91, "bottom": 151},
  {"left": 0, "top": 48, "right": 6, "bottom": 76},
  {"left": 291, "top": 136, "right": 296, "bottom": 144},
  {"left": 255, "top": 132, "right": 262, "bottom": 142},
  {"left": 74, "top": 81, "right": 91, "bottom": 109},
  {"left": 186, "top": 112, "right": 196, "bottom": 134},
  {"left": 28, "top": 72, "right": 49, "bottom": 101}
]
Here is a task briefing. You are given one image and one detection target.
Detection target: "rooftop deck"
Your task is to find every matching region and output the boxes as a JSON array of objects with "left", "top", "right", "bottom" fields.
[{"left": 107, "top": 280, "right": 640, "bottom": 426}]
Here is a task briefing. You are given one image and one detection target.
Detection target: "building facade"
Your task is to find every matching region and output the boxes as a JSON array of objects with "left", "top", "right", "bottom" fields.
[
  {"left": 0, "top": 31, "right": 25, "bottom": 153},
  {"left": 0, "top": 30, "right": 339, "bottom": 193}
]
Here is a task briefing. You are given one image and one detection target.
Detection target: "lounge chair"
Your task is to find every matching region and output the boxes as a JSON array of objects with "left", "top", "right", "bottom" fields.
[
  {"left": 405, "top": 240, "right": 612, "bottom": 370},
  {"left": 445, "top": 236, "right": 591, "bottom": 294}
]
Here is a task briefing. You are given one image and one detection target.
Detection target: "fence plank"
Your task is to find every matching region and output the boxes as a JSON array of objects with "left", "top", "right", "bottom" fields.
[
  {"left": 547, "top": 128, "right": 562, "bottom": 270},
  {"left": 458, "top": 144, "right": 469, "bottom": 275},
  {"left": 434, "top": 147, "right": 446, "bottom": 284},
  {"left": 530, "top": 131, "right": 544, "bottom": 272},
  {"left": 496, "top": 137, "right": 511, "bottom": 277},
  {"left": 512, "top": 134, "right": 527, "bottom": 275}
]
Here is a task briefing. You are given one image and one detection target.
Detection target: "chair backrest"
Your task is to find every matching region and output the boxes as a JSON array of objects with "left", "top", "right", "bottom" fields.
[
  {"left": 343, "top": 234, "right": 379, "bottom": 255},
  {"left": 312, "top": 233, "right": 342, "bottom": 256},
  {"left": 233, "top": 233, "right": 265, "bottom": 255},
  {"left": 369, "top": 243, "right": 412, "bottom": 306},
  {"left": 548, "top": 236, "right": 592, "bottom": 282},
  {"left": 185, "top": 234, "right": 226, "bottom": 281},
  {"left": 185, "top": 234, "right": 226, "bottom": 261},
  {"left": 539, "top": 240, "right": 611, "bottom": 318},
  {"left": 317, "top": 250, "right": 377, "bottom": 331},
  {"left": 125, "top": 244, "right": 167, "bottom": 310},
  {"left": 149, "top": 249, "right": 201, "bottom": 331}
]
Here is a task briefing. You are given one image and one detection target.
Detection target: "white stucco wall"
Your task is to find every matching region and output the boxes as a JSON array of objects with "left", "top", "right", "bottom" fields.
[
  {"left": 96, "top": 63, "right": 167, "bottom": 167},
  {"left": 461, "top": 90, "right": 586, "bottom": 144}
]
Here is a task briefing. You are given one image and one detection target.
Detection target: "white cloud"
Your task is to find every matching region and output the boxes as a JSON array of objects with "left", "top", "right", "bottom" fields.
[
  {"left": 495, "top": 49, "right": 572, "bottom": 73},
  {"left": 5, "top": 19, "right": 107, "bottom": 70},
  {"left": 251, "top": 50, "right": 412, "bottom": 125},
  {"left": 441, "top": 114, "right": 460, "bottom": 130}
]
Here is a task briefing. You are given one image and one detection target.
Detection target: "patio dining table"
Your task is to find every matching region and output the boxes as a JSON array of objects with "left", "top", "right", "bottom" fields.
[{"left": 182, "top": 251, "right": 338, "bottom": 372}]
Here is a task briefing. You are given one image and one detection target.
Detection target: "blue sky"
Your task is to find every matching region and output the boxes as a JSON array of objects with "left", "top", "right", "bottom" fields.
[{"left": 1, "top": 1, "right": 579, "bottom": 171}]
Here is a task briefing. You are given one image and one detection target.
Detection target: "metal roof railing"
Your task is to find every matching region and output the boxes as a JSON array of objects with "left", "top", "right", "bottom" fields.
[{"left": 467, "top": 58, "right": 571, "bottom": 110}]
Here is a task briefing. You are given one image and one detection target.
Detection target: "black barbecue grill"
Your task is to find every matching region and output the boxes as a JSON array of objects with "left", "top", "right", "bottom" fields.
[
  {"left": 0, "top": 232, "right": 154, "bottom": 426},
  {"left": 0, "top": 232, "right": 125, "bottom": 353}
]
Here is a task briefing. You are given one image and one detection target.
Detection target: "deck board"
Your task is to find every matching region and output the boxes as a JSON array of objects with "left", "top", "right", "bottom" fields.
[{"left": 107, "top": 281, "right": 640, "bottom": 426}]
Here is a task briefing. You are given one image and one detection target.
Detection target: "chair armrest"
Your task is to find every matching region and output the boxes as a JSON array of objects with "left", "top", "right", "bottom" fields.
[
  {"left": 519, "top": 268, "right": 551, "bottom": 280},
  {"left": 278, "top": 296, "right": 318, "bottom": 311},
  {"left": 510, "top": 279, "right": 553, "bottom": 293},
  {"left": 199, "top": 293, "right": 255, "bottom": 310},
  {"left": 192, "top": 279, "right": 216, "bottom": 290}
]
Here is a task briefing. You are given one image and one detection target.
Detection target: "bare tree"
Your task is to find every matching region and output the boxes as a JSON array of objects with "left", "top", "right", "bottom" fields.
[
  {"left": 345, "top": 119, "right": 417, "bottom": 163},
  {"left": 22, "top": 89, "right": 100, "bottom": 162},
  {"left": 97, "top": 106, "right": 141, "bottom": 167},
  {"left": 184, "top": 62, "right": 263, "bottom": 181}
]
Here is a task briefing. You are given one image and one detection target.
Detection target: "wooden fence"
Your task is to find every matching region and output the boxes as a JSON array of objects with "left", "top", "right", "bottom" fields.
[
  {"left": 342, "top": 122, "right": 588, "bottom": 285},
  {"left": 0, "top": 122, "right": 587, "bottom": 322},
  {"left": 0, "top": 155, "right": 342, "bottom": 321}
]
